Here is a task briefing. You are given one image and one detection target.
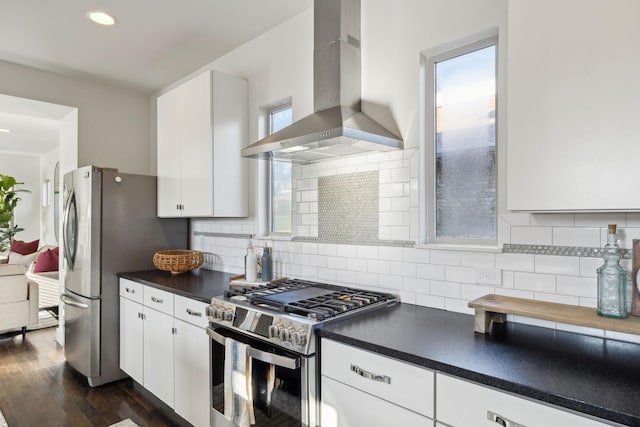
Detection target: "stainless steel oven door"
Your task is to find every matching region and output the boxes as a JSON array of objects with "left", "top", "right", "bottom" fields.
[{"left": 208, "top": 326, "right": 317, "bottom": 427}]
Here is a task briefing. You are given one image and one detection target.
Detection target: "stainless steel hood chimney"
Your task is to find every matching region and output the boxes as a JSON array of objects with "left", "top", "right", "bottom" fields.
[{"left": 242, "top": 0, "right": 403, "bottom": 163}]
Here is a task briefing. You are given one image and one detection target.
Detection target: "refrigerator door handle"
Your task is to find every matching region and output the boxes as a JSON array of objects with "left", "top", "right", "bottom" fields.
[
  {"left": 62, "top": 189, "right": 78, "bottom": 270},
  {"left": 60, "top": 293, "right": 89, "bottom": 309}
]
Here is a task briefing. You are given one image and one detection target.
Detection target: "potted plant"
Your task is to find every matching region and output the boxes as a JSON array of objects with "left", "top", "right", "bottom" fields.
[{"left": 0, "top": 174, "right": 30, "bottom": 253}]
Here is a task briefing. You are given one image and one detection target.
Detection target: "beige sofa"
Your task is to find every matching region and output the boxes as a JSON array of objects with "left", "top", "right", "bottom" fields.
[
  {"left": 0, "top": 264, "right": 39, "bottom": 338},
  {"left": 26, "top": 248, "right": 60, "bottom": 309}
]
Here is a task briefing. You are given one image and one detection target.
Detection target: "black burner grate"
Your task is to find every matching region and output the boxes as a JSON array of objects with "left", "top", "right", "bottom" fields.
[{"left": 225, "top": 279, "right": 398, "bottom": 320}]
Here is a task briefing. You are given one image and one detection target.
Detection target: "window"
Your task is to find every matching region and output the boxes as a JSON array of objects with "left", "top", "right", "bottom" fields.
[
  {"left": 268, "top": 104, "right": 293, "bottom": 234},
  {"left": 424, "top": 36, "right": 497, "bottom": 245}
]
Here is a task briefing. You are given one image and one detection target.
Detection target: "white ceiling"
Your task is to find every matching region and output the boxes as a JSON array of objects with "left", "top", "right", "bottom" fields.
[{"left": 0, "top": 0, "right": 312, "bottom": 155}]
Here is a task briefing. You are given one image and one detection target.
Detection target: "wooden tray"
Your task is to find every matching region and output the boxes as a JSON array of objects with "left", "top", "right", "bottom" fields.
[{"left": 469, "top": 294, "right": 640, "bottom": 335}]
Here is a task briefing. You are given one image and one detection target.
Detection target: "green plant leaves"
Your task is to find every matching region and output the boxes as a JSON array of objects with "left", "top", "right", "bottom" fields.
[{"left": 0, "top": 174, "right": 30, "bottom": 252}]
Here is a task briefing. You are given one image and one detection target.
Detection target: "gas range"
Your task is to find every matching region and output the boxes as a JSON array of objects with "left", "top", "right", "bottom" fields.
[{"left": 207, "top": 278, "right": 399, "bottom": 355}]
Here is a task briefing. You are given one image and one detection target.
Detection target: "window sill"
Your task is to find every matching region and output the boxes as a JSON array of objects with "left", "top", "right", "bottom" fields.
[{"left": 415, "top": 243, "right": 503, "bottom": 253}]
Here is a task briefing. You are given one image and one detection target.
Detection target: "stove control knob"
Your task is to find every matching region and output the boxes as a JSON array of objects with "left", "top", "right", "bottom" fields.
[
  {"left": 292, "top": 330, "right": 307, "bottom": 346},
  {"left": 208, "top": 305, "right": 219, "bottom": 319},
  {"left": 223, "top": 308, "right": 234, "bottom": 322},
  {"left": 280, "top": 326, "right": 294, "bottom": 342},
  {"left": 213, "top": 307, "right": 224, "bottom": 320},
  {"left": 271, "top": 322, "right": 285, "bottom": 340},
  {"left": 268, "top": 324, "right": 279, "bottom": 339}
]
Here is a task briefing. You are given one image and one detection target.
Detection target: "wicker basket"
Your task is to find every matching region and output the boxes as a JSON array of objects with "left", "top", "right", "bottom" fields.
[{"left": 153, "top": 250, "right": 204, "bottom": 274}]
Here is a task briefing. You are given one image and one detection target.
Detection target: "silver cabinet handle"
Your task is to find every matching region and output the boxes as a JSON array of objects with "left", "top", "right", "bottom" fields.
[
  {"left": 151, "top": 296, "right": 163, "bottom": 304},
  {"left": 60, "top": 294, "right": 89, "bottom": 309},
  {"left": 186, "top": 308, "right": 202, "bottom": 317},
  {"left": 125, "top": 287, "right": 135, "bottom": 294},
  {"left": 350, "top": 364, "right": 391, "bottom": 384},
  {"left": 487, "top": 411, "right": 527, "bottom": 427},
  {"left": 206, "top": 327, "right": 300, "bottom": 370}
]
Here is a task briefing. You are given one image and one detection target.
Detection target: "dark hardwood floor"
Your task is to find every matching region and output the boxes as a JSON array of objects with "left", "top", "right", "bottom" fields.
[{"left": 0, "top": 327, "right": 191, "bottom": 427}]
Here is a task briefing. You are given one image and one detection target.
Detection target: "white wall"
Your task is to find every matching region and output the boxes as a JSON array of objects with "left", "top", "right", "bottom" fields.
[
  {"left": 40, "top": 147, "right": 59, "bottom": 246},
  {"left": 0, "top": 153, "right": 41, "bottom": 243},
  {"left": 0, "top": 60, "right": 152, "bottom": 175},
  {"left": 164, "top": 1, "right": 640, "bottom": 343}
]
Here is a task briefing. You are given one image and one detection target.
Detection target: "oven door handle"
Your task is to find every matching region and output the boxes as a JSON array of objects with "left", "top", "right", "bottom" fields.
[{"left": 206, "top": 327, "right": 300, "bottom": 370}]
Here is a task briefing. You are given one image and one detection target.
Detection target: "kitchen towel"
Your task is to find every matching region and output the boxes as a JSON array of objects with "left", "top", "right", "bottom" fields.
[
  {"left": 266, "top": 363, "right": 276, "bottom": 412},
  {"left": 224, "top": 337, "right": 255, "bottom": 427}
]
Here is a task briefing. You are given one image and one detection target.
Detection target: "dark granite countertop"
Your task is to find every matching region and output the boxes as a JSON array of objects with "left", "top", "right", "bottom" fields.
[
  {"left": 118, "top": 269, "right": 233, "bottom": 303},
  {"left": 318, "top": 303, "right": 640, "bottom": 427}
]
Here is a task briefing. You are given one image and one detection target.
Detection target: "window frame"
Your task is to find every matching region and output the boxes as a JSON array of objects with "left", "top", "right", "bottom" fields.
[
  {"left": 266, "top": 101, "right": 293, "bottom": 236},
  {"left": 423, "top": 34, "right": 499, "bottom": 247}
]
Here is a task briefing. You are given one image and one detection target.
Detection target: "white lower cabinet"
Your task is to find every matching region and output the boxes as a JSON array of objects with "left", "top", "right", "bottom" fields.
[
  {"left": 320, "top": 338, "right": 616, "bottom": 427},
  {"left": 322, "top": 376, "right": 432, "bottom": 426},
  {"left": 320, "top": 339, "right": 434, "bottom": 427},
  {"left": 174, "top": 316, "right": 210, "bottom": 427},
  {"left": 436, "top": 373, "right": 613, "bottom": 427},
  {"left": 119, "top": 279, "right": 210, "bottom": 427},
  {"left": 143, "top": 306, "right": 175, "bottom": 407},
  {"left": 119, "top": 296, "right": 144, "bottom": 384}
]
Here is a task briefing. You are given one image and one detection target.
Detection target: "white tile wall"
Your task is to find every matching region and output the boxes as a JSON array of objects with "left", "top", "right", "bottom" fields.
[
  {"left": 511, "top": 226, "right": 553, "bottom": 245},
  {"left": 556, "top": 275, "right": 597, "bottom": 298},
  {"left": 514, "top": 272, "right": 556, "bottom": 293},
  {"left": 192, "top": 150, "right": 640, "bottom": 344},
  {"left": 552, "top": 227, "right": 600, "bottom": 247},
  {"left": 534, "top": 255, "right": 580, "bottom": 276}
]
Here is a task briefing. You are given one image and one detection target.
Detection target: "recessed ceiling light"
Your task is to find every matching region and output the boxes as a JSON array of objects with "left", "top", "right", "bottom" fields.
[
  {"left": 87, "top": 11, "right": 116, "bottom": 26},
  {"left": 0, "top": 128, "right": 10, "bottom": 133}
]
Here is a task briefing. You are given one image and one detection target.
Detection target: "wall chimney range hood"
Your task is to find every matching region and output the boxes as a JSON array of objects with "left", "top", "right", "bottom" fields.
[{"left": 241, "top": 0, "right": 403, "bottom": 163}]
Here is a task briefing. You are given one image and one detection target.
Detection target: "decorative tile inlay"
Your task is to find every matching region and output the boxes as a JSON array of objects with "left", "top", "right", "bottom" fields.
[
  {"left": 503, "top": 243, "right": 631, "bottom": 259},
  {"left": 318, "top": 171, "right": 379, "bottom": 245},
  {"left": 292, "top": 236, "right": 415, "bottom": 248}
]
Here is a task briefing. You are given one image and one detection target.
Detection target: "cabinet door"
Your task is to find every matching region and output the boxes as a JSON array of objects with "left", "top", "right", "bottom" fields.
[
  {"left": 506, "top": 1, "right": 640, "bottom": 211},
  {"left": 119, "top": 297, "right": 143, "bottom": 384},
  {"left": 174, "top": 319, "right": 210, "bottom": 427},
  {"left": 211, "top": 71, "right": 248, "bottom": 217},
  {"left": 157, "top": 85, "right": 184, "bottom": 217},
  {"left": 436, "top": 374, "right": 611, "bottom": 427},
  {"left": 321, "top": 376, "right": 432, "bottom": 427},
  {"left": 178, "top": 71, "right": 214, "bottom": 217},
  {"left": 143, "top": 307, "right": 175, "bottom": 408}
]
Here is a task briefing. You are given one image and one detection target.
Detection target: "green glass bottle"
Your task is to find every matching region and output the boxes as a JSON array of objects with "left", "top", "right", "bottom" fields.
[{"left": 596, "top": 224, "right": 628, "bottom": 318}]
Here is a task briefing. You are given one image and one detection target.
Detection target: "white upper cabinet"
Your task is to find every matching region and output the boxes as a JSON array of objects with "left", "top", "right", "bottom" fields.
[
  {"left": 507, "top": 0, "right": 640, "bottom": 211},
  {"left": 157, "top": 70, "right": 248, "bottom": 217}
]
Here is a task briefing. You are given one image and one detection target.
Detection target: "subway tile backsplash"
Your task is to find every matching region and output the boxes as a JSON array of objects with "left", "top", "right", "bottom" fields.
[{"left": 191, "top": 149, "right": 640, "bottom": 342}]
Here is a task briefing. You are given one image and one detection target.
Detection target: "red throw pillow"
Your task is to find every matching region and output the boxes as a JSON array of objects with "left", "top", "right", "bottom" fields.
[
  {"left": 10, "top": 239, "right": 40, "bottom": 255},
  {"left": 33, "top": 247, "right": 59, "bottom": 273}
]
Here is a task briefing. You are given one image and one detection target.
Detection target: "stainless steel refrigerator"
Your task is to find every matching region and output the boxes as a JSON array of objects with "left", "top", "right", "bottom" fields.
[{"left": 61, "top": 165, "right": 187, "bottom": 387}]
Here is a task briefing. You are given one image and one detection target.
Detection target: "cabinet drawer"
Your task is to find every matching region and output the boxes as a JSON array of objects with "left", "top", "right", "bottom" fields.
[
  {"left": 436, "top": 374, "right": 613, "bottom": 427},
  {"left": 174, "top": 295, "right": 208, "bottom": 328},
  {"left": 321, "top": 339, "right": 434, "bottom": 418},
  {"left": 143, "top": 286, "right": 174, "bottom": 315},
  {"left": 119, "top": 278, "right": 143, "bottom": 304},
  {"left": 321, "top": 375, "right": 432, "bottom": 427}
]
